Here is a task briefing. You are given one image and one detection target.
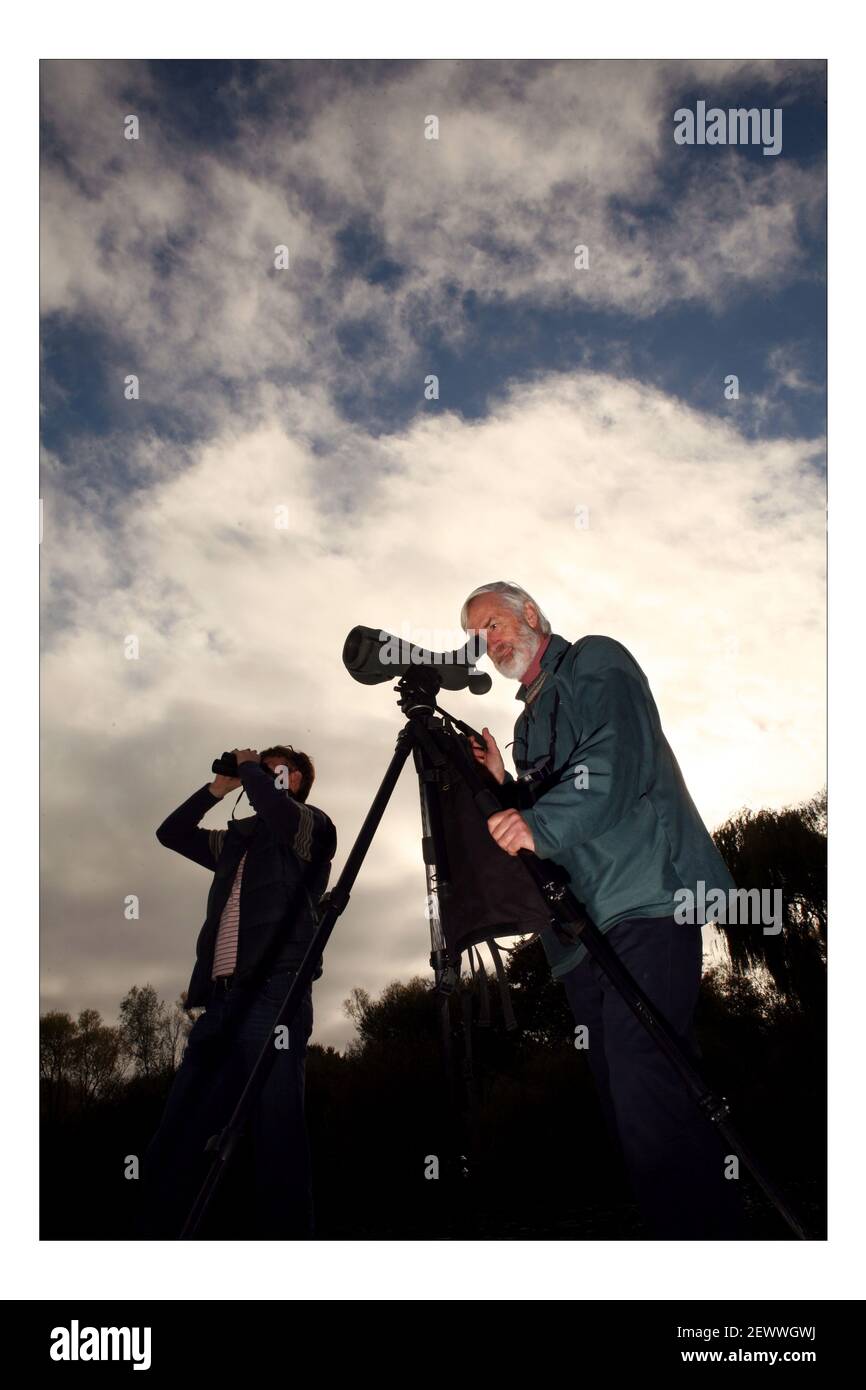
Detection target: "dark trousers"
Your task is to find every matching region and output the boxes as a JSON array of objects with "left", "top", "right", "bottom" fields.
[
  {"left": 560, "top": 916, "right": 747, "bottom": 1239},
  {"left": 139, "top": 968, "right": 314, "bottom": 1239}
]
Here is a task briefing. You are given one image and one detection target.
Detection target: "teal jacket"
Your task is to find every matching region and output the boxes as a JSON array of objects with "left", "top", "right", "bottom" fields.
[{"left": 506, "top": 633, "right": 735, "bottom": 977}]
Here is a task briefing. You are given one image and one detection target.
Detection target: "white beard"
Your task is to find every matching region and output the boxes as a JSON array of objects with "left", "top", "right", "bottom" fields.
[{"left": 493, "top": 627, "right": 541, "bottom": 681}]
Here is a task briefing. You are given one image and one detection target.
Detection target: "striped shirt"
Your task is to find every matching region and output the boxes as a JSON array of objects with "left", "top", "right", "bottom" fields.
[{"left": 211, "top": 850, "right": 247, "bottom": 979}]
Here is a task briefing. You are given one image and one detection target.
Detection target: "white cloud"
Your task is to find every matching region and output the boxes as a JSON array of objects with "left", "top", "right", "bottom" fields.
[{"left": 40, "top": 58, "right": 826, "bottom": 413}]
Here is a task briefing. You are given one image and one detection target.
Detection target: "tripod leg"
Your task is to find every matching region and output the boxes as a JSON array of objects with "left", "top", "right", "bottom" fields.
[
  {"left": 412, "top": 738, "right": 460, "bottom": 994},
  {"left": 412, "top": 723, "right": 473, "bottom": 1229},
  {"left": 434, "top": 987, "right": 473, "bottom": 1235}
]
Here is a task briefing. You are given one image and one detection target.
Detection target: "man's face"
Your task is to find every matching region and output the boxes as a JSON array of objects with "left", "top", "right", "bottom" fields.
[
  {"left": 465, "top": 595, "right": 542, "bottom": 681},
  {"left": 262, "top": 755, "right": 303, "bottom": 797}
]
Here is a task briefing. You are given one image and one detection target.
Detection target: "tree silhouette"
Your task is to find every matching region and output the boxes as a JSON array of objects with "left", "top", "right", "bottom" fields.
[
  {"left": 712, "top": 789, "right": 826, "bottom": 1016},
  {"left": 502, "top": 935, "right": 574, "bottom": 1045},
  {"left": 40, "top": 1008, "right": 125, "bottom": 1114},
  {"left": 40, "top": 1010, "right": 77, "bottom": 1088},
  {"left": 40, "top": 1010, "right": 79, "bottom": 1121},
  {"left": 71, "top": 1008, "right": 124, "bottom": 1105},
  {"left": 342, "top": 977, "right": 441, "bottom": 1055},
  {"left": 117, "top": 984, "right": 191, "bottom": 1078}
]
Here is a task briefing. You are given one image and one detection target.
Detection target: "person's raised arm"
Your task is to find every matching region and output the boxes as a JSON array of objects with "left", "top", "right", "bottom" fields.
[
  {"left": 155, "top": 770, "right": 240, "bottom": 869},
  {"left": 237, "top": 754, "right": 336, "bottom": 863}
]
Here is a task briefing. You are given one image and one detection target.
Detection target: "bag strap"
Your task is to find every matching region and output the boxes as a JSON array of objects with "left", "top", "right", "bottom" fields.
[{"left": 487, "top": 939, "right": 518, "bottom": 1031}]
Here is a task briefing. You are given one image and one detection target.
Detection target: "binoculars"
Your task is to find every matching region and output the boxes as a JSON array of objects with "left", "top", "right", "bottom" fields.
[{"left": 211, "top": 752, "right": 277, "bottom": 779}]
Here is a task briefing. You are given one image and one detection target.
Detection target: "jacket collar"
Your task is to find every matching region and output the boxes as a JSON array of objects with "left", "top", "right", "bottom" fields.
[{"left": 516, "top": 632, "right": 571, "bottom": 704}]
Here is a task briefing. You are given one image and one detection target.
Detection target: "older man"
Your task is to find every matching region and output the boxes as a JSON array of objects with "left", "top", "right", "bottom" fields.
[{"left": 462, "top": 580, "right": 745, "bottom": 1239}]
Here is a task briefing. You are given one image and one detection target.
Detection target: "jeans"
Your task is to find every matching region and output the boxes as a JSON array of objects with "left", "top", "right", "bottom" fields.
[
  {"left": 560, "top": 916, "right": 747, "bottom": 1239},
  {"left": 140, "top": 969, "right": 314, "bottom": 1239}
]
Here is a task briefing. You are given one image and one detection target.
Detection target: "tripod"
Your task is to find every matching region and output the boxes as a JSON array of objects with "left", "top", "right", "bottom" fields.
[{"left": 180, "top": 666, "right": 811, "bottom": 1240}]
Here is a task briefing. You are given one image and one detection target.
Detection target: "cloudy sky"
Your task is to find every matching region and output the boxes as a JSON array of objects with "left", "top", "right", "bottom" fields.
[{"left": 40, "top": 58, "right": 826, "bottom": 1049}]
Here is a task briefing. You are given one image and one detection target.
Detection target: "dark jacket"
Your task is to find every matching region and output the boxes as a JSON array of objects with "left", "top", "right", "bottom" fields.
[
  {"left": 156, "top": 761, "right": 337, "bottom": 1008},
  {"left": 507, "top": 633, "right": 736, "bottom": 977}
]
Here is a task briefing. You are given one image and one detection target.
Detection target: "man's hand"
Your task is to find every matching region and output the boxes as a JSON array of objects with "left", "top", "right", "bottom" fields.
[
  {"left": 487, "top": 808, "right": 535, "bottom": 856},
  {"left": 209, "top": 747, "right": 257, "bottom": 798},
  {"left": 470, "top": 726, "right": 506, "bottom": 785}
]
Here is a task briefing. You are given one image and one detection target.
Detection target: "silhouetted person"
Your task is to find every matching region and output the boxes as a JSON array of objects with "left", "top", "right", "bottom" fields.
[{"left": 140, "top": 745, "right": 336, "bottom": 1238}]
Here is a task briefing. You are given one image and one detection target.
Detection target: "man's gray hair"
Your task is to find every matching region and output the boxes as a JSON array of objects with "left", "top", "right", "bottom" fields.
[{"left": 460, "top": 581, "right": 552, "bottom": 635}]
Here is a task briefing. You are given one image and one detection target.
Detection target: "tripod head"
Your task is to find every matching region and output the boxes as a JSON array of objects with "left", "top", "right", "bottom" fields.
[
  {"left": 393, "top": 666, "right": 482, "bottom": 726},
  {"left": 395, "top": 665, "right": 443, "bottom": 714}
]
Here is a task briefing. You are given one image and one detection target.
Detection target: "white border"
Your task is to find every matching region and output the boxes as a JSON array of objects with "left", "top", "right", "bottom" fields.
[{"left": 4, "top": 2, "right": 861, "bottom": 1306}]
